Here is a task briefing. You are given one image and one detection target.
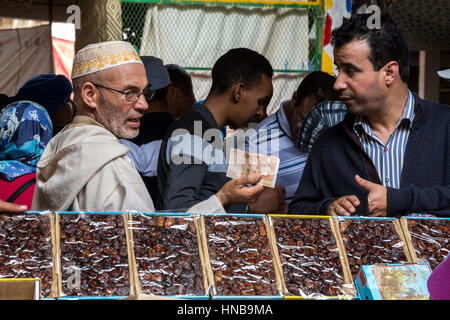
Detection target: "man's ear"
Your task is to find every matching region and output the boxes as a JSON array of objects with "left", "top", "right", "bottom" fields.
[
  {"left": 291, "top": 91, "right": 298, "bottom": 105},
  {"left": 165, "top": 85, "right": 176, "bottom": 103},
  {"left": 81, "top": 82, "right": 101, "bottom": 110},
  {"left": 233, "top": 82, "right": 246, "bottom": 103},
  {"left": 383, "top": 61, "right": 400, "bottom": 87}
]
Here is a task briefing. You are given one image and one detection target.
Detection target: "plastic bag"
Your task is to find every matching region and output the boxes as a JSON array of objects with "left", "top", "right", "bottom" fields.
[
  {"left": 58, "top": 213, "right": 131, "bottom": 297},
  {"left": 404, "top": 218, "right": 450, "bottom": 270},
  {"left": 0, "top": 213, "right": 55, "bottom": 298},
  {"left": 272, "top": 217, "right": 352, "bottom": 298},
  {"left": 337, "top": 218, "right": 408, "bottom": 279},
  {"left": 129, "top": 213, "right": 207, "bottom": 296},
  {"left": 203, "top": 215, "right": 279, "bottom": 296}
]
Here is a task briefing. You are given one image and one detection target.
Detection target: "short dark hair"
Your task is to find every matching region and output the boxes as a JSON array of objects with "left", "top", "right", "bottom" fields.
[
  {"left": 165, "top": 64, "right": 194, "bottom": 97},
  {"left": 332, "top": 13, "right": 410, "bottom": 82},
  {"left": 210, "top": 48, "right": 273, "bottom": 95},
  {"left": 295, "top": 71, "right": 339, "bottom": 106}
]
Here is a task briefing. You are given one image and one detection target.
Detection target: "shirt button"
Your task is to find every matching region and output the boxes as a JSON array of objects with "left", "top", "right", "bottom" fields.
[
  {"left": 385, "top": 178, "right": 390, "bottom": 183},
  {"left": 384, "top": 147, "right": 389, "bottom": 152}
]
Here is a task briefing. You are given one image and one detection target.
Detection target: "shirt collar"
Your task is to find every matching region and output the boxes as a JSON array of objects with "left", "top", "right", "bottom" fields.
[
  {"left": 277, "top": 100, "right": 293, "bottom": 139},
  {"left": 400, "top": 90, "right": 416, "bottom": 127}
]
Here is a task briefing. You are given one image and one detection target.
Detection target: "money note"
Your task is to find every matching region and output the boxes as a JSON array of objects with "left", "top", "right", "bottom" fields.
[{"left": 226, "top": 148, "right": 280, "bottom": 188}]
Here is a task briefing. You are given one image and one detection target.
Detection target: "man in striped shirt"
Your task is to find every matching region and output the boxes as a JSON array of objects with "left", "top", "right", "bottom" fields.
[
  {"left": 245, "top": 71, "right": 339, "bottom": 204},
  {"left": 289, "top": 13, "right": 450, "bottom": 217}
]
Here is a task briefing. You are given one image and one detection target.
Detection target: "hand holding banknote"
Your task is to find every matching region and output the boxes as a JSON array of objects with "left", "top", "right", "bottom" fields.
[
  {"left": 226, "top": 148, "right": 280, "bottom": 188},
  {"left": 225, "top": 148, "right": 286, "bottom": 214},
  {"left": 216, "top": 173, "right": 265, "bottom": 210}
]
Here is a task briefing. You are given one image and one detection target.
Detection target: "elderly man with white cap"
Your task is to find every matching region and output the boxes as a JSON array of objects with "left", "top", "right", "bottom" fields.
[{"left": 31, "top": 41, "right": 265, "bottom": 212}]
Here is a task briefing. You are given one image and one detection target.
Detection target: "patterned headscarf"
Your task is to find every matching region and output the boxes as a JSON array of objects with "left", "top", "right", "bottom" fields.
[{"left": 0, "top": 101, "right": 53, "bottom": 181}]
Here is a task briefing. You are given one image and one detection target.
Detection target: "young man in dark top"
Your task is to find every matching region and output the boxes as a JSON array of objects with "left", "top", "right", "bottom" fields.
[
  {"left": 289, "top": 13, "right": 450, "bottom": 217},
  {"left": 157, "top": 48, "right": 285, "bottom": 213}
]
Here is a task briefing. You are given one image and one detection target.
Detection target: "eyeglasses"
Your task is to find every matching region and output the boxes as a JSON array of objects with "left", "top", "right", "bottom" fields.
[{"left": 92, "top": 83, "right": 156, "bottom": 102}]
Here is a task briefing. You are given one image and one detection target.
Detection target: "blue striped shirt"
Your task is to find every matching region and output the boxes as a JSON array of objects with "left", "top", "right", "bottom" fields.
[
  {"left": 353, "top": 91, "right": 415, "bottom": 189},
  {"left": 245, "top": 101, "right": 309, "bottom": 203}
]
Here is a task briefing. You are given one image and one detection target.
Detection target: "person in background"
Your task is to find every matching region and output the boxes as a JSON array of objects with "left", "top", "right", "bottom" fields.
[
  {"left": 157, "top": 48, "right": 286, "bottom": 214},
  {"left": 289, "top": 13, "right": 450, "bottom": 217},
  {"left": 0, "top": 94, "right": 8, "bottom": 109},
  {"left": 128, "top": 56, "right": 175, "bottom": 147},
  {"left": 127, "top": 58, "right": 196, "bottom": 148},
  {"left": 122, "top": 58, "right": 197, "bottom": 201},
  {"left": 0, "top": 101, "right": 53, "bottom": 208},
  {"left": 0, "top": 74, "right": 73, "bottom": 137},
  {"left": 121, "top": 56, "right": 173, "bottom": 200},
  {"left": 32, "top": 41, "right": 266, "bottom": 213},
  {"left": 51, "top": 98, "right": 78, "bottom": 136},
  {"left": 244, "top": 71, "right": 339, "bottom": 205},
  {"left": 165, "top": 64, "right": 196, "bottom": 119},
  {"left": 296, "top": 100, "right": 347, "bottom": 153}
]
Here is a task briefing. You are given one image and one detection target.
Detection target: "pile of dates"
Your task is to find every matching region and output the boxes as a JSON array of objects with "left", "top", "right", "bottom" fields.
[
  {"left": 339, "top": 219, "right": 407, "bottom": 278},
  {"left": 0, "top": 214, "right": 54, "bottom": 297},
  {"left": 406, "top": 219, "right": 449, "bottom": 270},
  {"left": 204, "top": 216, "right": 278, "bottom": 296},
  {"left": 131, "top": 215, "right": 205, "bottom": 296},
  {"left": 59, "top": 214, "right": 130, "bottom": 296},
  {"left": 273, "top": 218, "right": 346, "bottom": 297}
]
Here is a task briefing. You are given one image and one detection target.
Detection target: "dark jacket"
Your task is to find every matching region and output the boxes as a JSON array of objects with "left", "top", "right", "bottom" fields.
[
  {"left": 156, "top": 104, "right": 246, "bottom": 213},
  {"left": 289, "top": 94, "right": 450, "bottom": 217}
]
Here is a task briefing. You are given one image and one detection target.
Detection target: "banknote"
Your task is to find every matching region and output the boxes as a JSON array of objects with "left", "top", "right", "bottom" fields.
[{"left": 226, "top": 148, "right": 280, "bottom": 188}]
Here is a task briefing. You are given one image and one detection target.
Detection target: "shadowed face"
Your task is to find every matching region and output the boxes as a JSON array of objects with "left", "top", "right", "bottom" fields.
[
  {"left": 167, "top": 85, "right": 196, "bottom": 119},
  {"left": 230, "top": 73, "right": 273, "bottom": 129},
  {"left": 288, "top": 95, "right": 317, "bottom": 140}
]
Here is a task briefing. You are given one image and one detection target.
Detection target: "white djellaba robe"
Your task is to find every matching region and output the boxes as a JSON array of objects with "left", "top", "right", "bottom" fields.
[{"left": 31, "top": 116, "right": 224, "bottom": 213}]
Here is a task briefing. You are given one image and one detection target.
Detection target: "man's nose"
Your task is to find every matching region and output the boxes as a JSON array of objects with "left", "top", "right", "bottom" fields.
[
  {"left": 334, "top": 73, "right": 347, "bottom": 92},
  {"left": 135, "top": 93, "right": 148, "bottom": 112},
  {"left": 256, "top": 105, "right": 264, "bottom": 117}
]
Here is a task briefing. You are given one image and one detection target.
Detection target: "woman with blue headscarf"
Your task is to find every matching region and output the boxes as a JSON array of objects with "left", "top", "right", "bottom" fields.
[{"left": 0, "top": 101, "right": 53, "bottom": 207}]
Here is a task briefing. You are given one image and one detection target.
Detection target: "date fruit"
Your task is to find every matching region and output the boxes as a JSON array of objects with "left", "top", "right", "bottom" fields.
[
  {"left": 204, "top": 216, "right": 278, "bottom": 296},
  {"left": 0, "top": 214, "right": 54, "bottom": 298},
  {"left": 273, "top": 218, "right": 346, "bottom": 297},
  {"left": 407, "top": 219, "right": 449, "bottom": 270},
  {"left": 131, "top": 215, "right": 205, "bottom": 296},
  {"left": 59, "top": 214, "right": 130, "bottom": 297},
  {"left": 339, "top": 219, "right": 407, "bottom": 279}
]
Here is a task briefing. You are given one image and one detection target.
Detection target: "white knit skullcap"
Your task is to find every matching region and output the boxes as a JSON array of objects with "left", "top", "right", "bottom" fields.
[{"left": 72, "top": 41, "right": 142, "bottom": 79}]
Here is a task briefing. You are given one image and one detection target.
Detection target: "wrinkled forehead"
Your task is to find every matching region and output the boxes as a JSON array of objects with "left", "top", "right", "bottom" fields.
[{"left": 98, "top": 63, "right": 149, "bottom": 88}]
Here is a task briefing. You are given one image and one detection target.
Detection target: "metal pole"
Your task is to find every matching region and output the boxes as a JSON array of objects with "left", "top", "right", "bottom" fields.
[{"left": 48, "top": 0, "right": 55, "bottom": 73}]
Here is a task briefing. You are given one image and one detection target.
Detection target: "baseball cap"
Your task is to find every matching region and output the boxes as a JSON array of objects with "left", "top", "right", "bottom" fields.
[{"left": 140, "top": 56, "right": 172, "bottom": 90}]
